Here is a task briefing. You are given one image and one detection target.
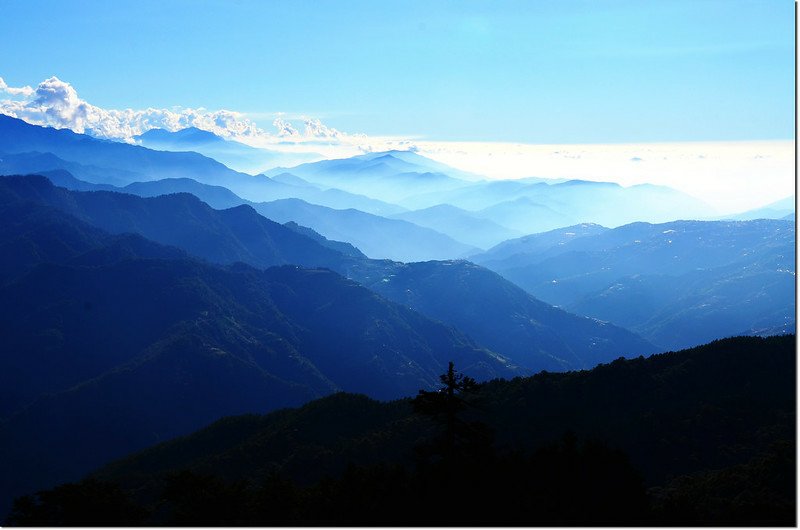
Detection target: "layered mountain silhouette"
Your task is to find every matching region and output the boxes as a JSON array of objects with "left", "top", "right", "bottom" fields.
[
  {"left": 0, "top": 150, "right": 149, "bottom": 188},
  {"left": 390, "top": 203, "right": 523, "bottom": 249},
  {"left": 0, "top": 116, "right": 405, "bottom": 215},
  {"left": 395, "top": 178, "right": 713, "bottom": 232},
  {"left": 0, "top": 115, "right": 258, "bottom": 188},
  {"left": 0, "top": 175, "right": 351, "bottom": 270},
  {"left": 254, "top": 198, "right": 478, "bottom": 261},
  {"left": 263, "top": 150, "right": 477, "bottom": 203},
  {"left": 1, "top": 116, "right": 727, "bottom": 255},
  {"left": 1, "top": 175, "right": 658, "bottom": 373},
  {"left": 22, "top": 170, "right": 481, "bottom": 261}
]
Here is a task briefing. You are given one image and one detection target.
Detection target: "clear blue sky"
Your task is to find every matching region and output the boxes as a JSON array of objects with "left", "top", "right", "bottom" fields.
[{"left": 0, "top": 0, "right": 793, "bottom": 143}]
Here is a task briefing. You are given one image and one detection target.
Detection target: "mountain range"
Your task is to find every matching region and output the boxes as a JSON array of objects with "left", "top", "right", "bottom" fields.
[
  {"left": 0, "top": 118, "right": 406, "bottom": 217},
  {"left": 254, "top": 198, "right": 478, "bottom": 261},
  {"left": 263, "top": 150, "right": 479, "bottom": 204},
  {"left": 5, "top": 115, "right": 783, "bottom": 258},
  {"left": 1, "top": 174, "right": 656, "bottom": 372},
  {"left": 0, "top": 114, "right": 794, "bottom": 525}
]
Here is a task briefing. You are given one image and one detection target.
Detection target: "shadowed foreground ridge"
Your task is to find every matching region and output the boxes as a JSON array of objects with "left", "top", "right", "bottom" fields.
[{"left": 6, "top": 334, "right": 795, "bottom": 526}]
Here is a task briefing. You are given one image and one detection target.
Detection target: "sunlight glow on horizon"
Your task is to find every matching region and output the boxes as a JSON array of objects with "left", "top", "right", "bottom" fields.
[{"left": 412, "top": 140, "right": 795, "bottom": 214}]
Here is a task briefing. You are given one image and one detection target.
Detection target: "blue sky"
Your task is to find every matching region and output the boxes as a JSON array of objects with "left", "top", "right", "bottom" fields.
[{"left": 0, "top": 0, "right": 794, "bottom": 143}]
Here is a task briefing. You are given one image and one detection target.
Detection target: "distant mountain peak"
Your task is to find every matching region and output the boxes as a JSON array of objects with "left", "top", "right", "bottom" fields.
[
  {"left": 135, "top": 127, "right": 223, "bottom": 144},
  {"left": 356, "top": 150, "right": 453, "bottom": 170},
  {"left": 557, "top": 179, "right": 622, "bottom": 188}
]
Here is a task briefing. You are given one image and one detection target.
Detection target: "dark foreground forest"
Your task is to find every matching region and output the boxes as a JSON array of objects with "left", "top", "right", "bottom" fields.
[{"left": 6, "top": 334, "right": 795, "bottom": 526}]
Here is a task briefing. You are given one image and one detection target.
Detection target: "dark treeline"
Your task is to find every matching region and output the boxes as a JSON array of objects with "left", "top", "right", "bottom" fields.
[
  {"left": 6, "top": 335, "right": 796, "bottom": 526},
  {"left": 6, "top": 436, "right": 650, "bottom": 526},
  {"left": 7, "top": 439, "right": 792, "bottom": 526}
]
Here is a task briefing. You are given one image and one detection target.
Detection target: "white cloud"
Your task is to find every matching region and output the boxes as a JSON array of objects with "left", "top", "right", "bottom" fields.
[
  {"left": 303, "top": 117, "right": 346, "bottom": 140},
  {"left": 272, "top": 116, "right": 299, "bottom": 137},
  {"left": 0, "top": 77, "right": 34, "bottom": 97},
  {"left": 0, "top": 75, "right": 358, "bottom": 145}
]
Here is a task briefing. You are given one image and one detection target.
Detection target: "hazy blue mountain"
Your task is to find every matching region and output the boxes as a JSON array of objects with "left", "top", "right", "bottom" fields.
[
  {"left": 398, "top": 179, "right": 539, "bottom": 210},
  {"left": 398, "top": 178, "right": 713, "bottom": 231},
  {"left": 390, "top": 203, "right": 522, "bottom": 249},
  {"left": 264, "top": 149, "right": 480, "bottom": 181},
  {"left": 480, "top": 219, "right": 795, "bottom": 349},
  {"left": 23, "top": 171, "right": 468, "bottom": 260},
  {"left": 720, "top": 195, "right": 795, "bottom": 221},
  {"left": 21, "top": 160, "right": 404, "bottom": 219},
  {"left": 473, "top": 196, "right": 578, "bottom": 234},
  {"left": 122, "top": 178, "right": 245, "bottom": 209},
  {"left": 269, "top": 171, "right": 318, "bottom": 188},
  {"left": 134, "top": 127, "right": 321, "bottom": 174},
  {"left": 254, "top": 198, "right": 478, "bottom": 261},
  {"left": 28, "top": 172, "right": 400, "bottom": 259},
  {"left": 282, "top": 221, "right": 366, "bottom": 259},
  {"left": 263, "top": 150, "right": 475, "bottom": 203},
  {"left": 37, "top": 168, "right": 118, "bottom": 192},
  {"left": 515, "top": 175, "right": 570, "bottom": 184},
  {"left": 302, "top": 185, "right": 408, "bottom": 216},
  {"left": 570, "top": 265, "right": 794, "bottom": 350},
  {"left": 0, "top": 151, "right": 149, "bottom": 187},
  {"left": 549, "top": 181, "right": 712, "bottom": 226},
  {"left": 471, "top": 223, "right": 610, "bottom": 269},
  {"left": 365, "top": 149, "right": 485, "bottom": 181}
]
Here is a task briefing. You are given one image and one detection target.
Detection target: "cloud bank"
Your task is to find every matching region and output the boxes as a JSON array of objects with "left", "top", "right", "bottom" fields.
[{"left": 0, "top": 76, "right": 358, "bottom": 145}]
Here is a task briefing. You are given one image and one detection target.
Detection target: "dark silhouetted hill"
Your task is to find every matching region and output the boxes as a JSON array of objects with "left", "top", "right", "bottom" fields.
[{"left": 12, "top": 335, "right": 789, "bottom": 526}]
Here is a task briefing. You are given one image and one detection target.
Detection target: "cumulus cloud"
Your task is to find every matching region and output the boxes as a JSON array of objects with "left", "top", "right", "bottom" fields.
[
  {"left": 0, "top": 75, "right": 358, "bottom": 145},
  {"left": 0, "top": 77, "right": 35, "bottom": 97},
  {"left": 272, "top": 116, "right": 299, "bottom": 137},
  {"left": 303, "top": 117, "right": 342, "bottom": 139}
]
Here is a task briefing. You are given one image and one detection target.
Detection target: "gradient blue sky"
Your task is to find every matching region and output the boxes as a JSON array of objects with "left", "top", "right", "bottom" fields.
[{"left": 0, "top": 0, "right": 794, "bottom": 143}]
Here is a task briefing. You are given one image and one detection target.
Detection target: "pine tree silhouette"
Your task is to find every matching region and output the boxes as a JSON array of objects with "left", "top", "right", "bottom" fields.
[{"left": 412, "top": 361, "right": 484, "bottom": 459}]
